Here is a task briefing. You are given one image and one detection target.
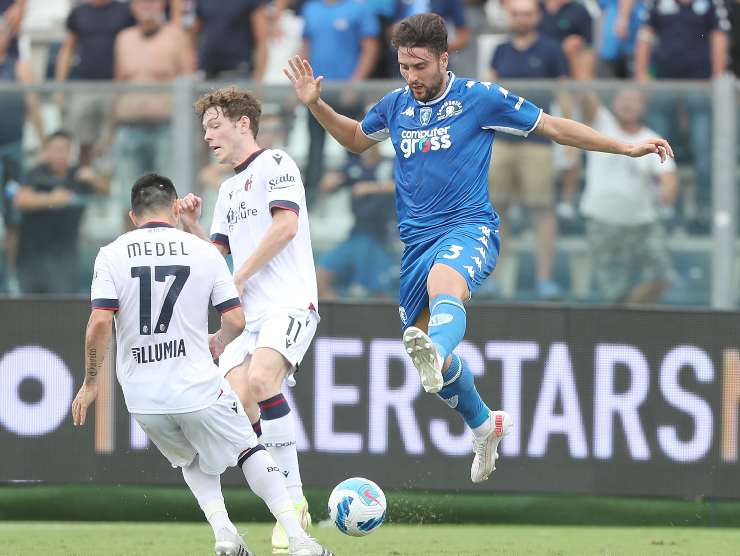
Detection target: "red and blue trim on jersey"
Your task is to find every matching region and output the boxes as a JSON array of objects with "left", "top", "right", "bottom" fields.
[
  {"left": 268, "top": 200, "right": 299, "bottom": 215},
  {"left": 92, "top": 298, "right": 119, "bottom": 312},
  {"left": 215, "top": 297, "right": 241, "bottom": 313},
  {"left": 210, "top": 233, "right": 230, "bottom": 253}
]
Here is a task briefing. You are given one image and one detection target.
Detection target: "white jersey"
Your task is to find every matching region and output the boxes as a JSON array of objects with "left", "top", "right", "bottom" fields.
[
  {"left": 580, "top": 107, "right": 676, "bottom": 226},
  {"left": 209, "top": 148, "right": 318, "bottom": 328},
  {"left": 90, "top": 223, "right": 241, "bottom": 414}
]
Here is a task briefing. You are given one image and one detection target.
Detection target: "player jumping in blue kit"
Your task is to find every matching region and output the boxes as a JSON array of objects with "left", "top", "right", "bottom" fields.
[{"left": 284, "top": 13, "right": 672, "bottom": 483}]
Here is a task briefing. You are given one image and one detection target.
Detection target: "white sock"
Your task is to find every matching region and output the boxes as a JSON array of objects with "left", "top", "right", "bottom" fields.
[
  {"left": 181, "top": 457, "right": 237, "bottom": 537},
  {"left": 240, "top": 447, "right": 307, "bottom": 539},
  {"left": 261, "top": 413, "right": 305, "bottom": 504}
]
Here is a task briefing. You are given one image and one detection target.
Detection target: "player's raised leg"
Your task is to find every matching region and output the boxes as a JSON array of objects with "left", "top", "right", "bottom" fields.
[
  {"left": 247, "top": 346, "right": 311, "bottom": 554},
  {"left": 405, "top": 262, "right": 512, "bottom": 482}
]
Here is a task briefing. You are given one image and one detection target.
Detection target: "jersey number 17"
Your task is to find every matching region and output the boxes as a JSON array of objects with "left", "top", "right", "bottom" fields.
[{"left": 131, "top": 265, "right": 190, "bottom": 335}]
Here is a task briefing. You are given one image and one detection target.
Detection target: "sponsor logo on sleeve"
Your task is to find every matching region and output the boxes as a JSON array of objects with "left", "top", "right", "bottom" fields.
[{"left": 268, "top": 173, "right": 296, "bottom": 190}]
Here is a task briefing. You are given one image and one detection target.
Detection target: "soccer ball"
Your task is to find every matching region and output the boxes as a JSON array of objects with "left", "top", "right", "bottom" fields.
[{"left": 328, "top": 477, "right": 387, "bottom": 537}]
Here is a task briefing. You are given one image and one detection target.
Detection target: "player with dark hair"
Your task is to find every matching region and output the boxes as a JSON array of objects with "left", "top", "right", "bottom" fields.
[
  {"left": 72, "top": 173, "right": 332, "bottom": 556},
  {"left": 284, "top": 12, "right": 672, "bottom": 483}
]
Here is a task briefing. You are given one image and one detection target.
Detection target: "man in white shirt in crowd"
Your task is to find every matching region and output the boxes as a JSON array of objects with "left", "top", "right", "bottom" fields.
[{"left": 580, "top": 89, "right": 678, "bottom": 304}]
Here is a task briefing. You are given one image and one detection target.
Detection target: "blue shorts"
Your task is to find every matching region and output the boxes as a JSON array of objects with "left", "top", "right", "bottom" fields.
[
  {"left": 398, "top": 221, "right": 500, "bottom": 328},
  {"left": 321, "top": 232, "right": 394, "bottom": 294}
]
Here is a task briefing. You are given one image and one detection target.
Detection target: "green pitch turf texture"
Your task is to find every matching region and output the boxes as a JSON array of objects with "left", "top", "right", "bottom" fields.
[{"left": 1, "top": 522, "right": 739, "bottom": 555}]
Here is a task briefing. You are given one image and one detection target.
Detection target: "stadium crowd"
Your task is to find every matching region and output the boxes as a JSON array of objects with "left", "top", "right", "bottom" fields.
[{"left": 0, "top": 0, "right": 735, "bottom": 305}]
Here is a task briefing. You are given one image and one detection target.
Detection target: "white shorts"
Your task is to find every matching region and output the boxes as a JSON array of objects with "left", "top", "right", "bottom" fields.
[
  {"left": 218, "top": 308, "right": 319, "bottom": 386},
  {"left": 133, "top": 381, "right": 258, "bottom": 475}
]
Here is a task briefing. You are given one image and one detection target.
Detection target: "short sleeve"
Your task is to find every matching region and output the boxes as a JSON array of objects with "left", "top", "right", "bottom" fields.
[
  {"left": 66, "top": 6, "right": 79, "bottom": 33},
  {"left": 641, "top": 0, "right": 657, "bottom": 29},
  {"left": 90, "top": 249, "right": 118, "bottom": 311},
  {"left": 708, "top": 0, "right": 731, "bottom": 32},
  {"left": 264, "top": 150, "right": 304, "bottom": 215},
  {"left": 573, "top": 5, "right": 593, "bottom": 44},
  {"left": 360, "top": 90, "right": 397, "bottom": 141},
  {"left": 301, "top": 3, "right": 314, "bottom": 38},
  {"left": 445, "top": 0, "right": 467, "bottom": 28},
  {"left": 476, "top": 83, "right": 543, "bottom": 137},
  {"left": 209, "top": 186, "right": 231, "bottom": 253},
  {"left": 552, "top": 45, "right": 569, "bottom": 78},
  {"left": 210, "top": 249, "right": 241, "bottom": 313},
  {"left": 490, "top": 44, "right": 503, "bottom": 70},
  {"left": 360, "top": 4, "right": 380, "bottom": 37}
]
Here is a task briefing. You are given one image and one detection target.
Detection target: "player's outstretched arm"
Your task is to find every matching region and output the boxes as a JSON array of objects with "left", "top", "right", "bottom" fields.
[
  {"left": 534, "top": 112, "right": 674, "bottom": 162},
  {"left": 283, "top": 55, "right": 376, "bottom": 154},
  {"left": 72, "top": 309, "right": 113, "bottom": 427}
]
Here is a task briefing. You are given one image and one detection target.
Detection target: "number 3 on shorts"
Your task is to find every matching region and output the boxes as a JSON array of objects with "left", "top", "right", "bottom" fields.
[{"left": 442, "top": 245, "right": 464, "bottom": 260}]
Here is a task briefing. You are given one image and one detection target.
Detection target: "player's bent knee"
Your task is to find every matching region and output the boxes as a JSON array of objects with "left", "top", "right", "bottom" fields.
[
  {"left": 246, "top": 368, "right": 281, "bottom": 401},
  {"left": 427, "top": 264, "right": 470, "bottom": 301}
]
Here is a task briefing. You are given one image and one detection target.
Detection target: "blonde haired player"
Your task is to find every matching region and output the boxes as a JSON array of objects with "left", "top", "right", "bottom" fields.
[
  {"left": 71, "top": 173, "right": 332, "bottom": 556},
  {"left": 179, "top": 86, "right": 317, "bottom": 553}
]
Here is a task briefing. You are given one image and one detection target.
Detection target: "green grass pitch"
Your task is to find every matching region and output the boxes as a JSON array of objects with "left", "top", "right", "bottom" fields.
[{"left": 1, "top": 522, "right": 739, "bottom": 556}]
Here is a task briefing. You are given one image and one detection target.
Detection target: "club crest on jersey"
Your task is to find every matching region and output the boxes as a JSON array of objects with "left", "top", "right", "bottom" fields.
[
  {"left": 436, "top": 100, "right": 462, "bottom": 121},
  {"left": 420, "top": 107, "right": 432, "bottom": 126}
]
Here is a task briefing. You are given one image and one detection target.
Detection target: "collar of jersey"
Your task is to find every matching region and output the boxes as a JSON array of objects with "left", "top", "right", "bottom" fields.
[
  {"left": 234, "top": 148, "right": 266, "bottom": 174},
  {"left": 139, "top": 221, "right": 173, "bottom": 229},
  {"left": 413, "top": 72, "right": 455, "bottom": 107}
]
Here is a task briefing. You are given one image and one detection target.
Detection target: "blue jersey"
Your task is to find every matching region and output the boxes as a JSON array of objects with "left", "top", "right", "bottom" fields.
[{"left": 360, "top": 73, "right": 542, "bottom": 245}]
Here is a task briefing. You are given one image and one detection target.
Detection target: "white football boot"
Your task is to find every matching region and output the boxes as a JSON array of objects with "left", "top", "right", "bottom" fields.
[
  {"left": 272, "top": 497, "right": 312, "bottom": 554},
  {"left": 288, "top": 536, "right": 334, "bottom": 556},
  {"left": 402, "top": 326, "right": 444, "bottom": 393},
  {"left": 214, "top": 528, "right": 253, "bottom": 556},
  {"left": 471, "top": 410, "right": 513, "bottom": 483}
]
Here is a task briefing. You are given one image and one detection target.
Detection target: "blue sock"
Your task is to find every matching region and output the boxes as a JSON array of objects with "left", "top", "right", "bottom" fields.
[
  {"left": 428, "top": 295, "right": 466, "bottom": 361},
  {"left": 438, "top": 353, "right": 490, "bottom": 429}
]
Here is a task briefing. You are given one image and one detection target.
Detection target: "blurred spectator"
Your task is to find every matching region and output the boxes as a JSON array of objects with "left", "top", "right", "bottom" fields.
[
  {"left": 54, "top": 0, "right": 135, "bottom": 166},
  {"left": 316, "top": 145, "right": 395, "bottom": 299},
  {"left": 538, "top": 0, "right": 593, "bottom": 234},
  {"left": 635, "top": 0, "right": 729, "bottom": 234},
  {"left": 539, "top": 0, "right": 595, "bottom": 79},
  {"left": 13, "top": 131, "right": 108, "bottom": 294},
  {"left": 0, "top": 14, "right": 45, "bottom": 295},
  {"left": 596, "top": 0, "right": 642, "bottom": 78},
  {"left": 580, "top": 89, "right": 678, "bottom": 304},
  {"left": 301, "top": 0, "right": 379, "bottom": 192},
  {"left": 485, "top": 0, "right": 513, "bottom": 32},
  {"left": 191, "top": 0, "right": 269, "bottom": 80},
  {"left": 107, "top": 0, "right": 194, "bottom": 229},
  {"left": 489, "top": 0, "right": 568, "bottom": 299},
  {"left": 731, "top": 0, "right": 740, "bottom": 76},
  {"left": 0, "top": 0, "right": 25, "bottom": 60},
  {"left": 392, "top": 0, "right": 471, "bottom": 75}
]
